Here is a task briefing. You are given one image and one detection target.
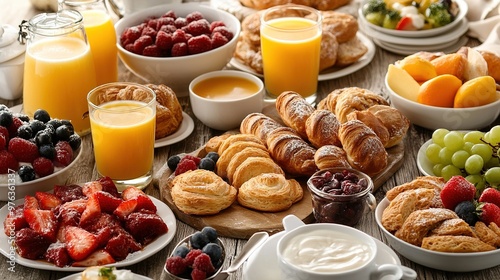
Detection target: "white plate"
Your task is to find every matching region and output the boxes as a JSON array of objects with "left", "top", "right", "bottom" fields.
[
  {"left": 359, "top": 17, "right": 469, "bottom": 46},
  {"left": 59, "top": 271, "right": 153, "bottom": 280},
  {"left": 357, "top": 0, "right": 468, "bottom": 38},
  {"left": 155, "top": 112, "right": 194, "bottom": 148},
  {"left": 0, "top": 196, "right": 177, "bottom": 272},
  {"left": 373, "top": 36, "right": 469, "bottom": 55},
  {"left": 242, "top": 231, "right": 402, "bottom": 280},
  {"left": 229, "top": 33, "right": 376, "bottom": 82},
  {"left": 417, "top": 139, "right": 435, "bottom": 177}
]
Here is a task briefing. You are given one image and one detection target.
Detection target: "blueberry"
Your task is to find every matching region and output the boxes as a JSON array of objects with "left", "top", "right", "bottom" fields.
[
  {"left": 205, "top": 152, "right": 219, "bottom": 163},
  {"left": 198, "top": 157, "right": 215, "bottom": 171},
  {"left": 46, "top": 119, "right": 63, "bottom": 130},
  {"left": 17, "top": 124, "right": 33, "bottom": 140},
  {"left": 18, "top": 165, "right": 36, "bottom": 182},
  {"left": 201, "top": 226, "right": 218, "bottom": 242},
  {"left": 173, "top": 244, "right": 190, "bottom": 258},
  {"left": 30, "top": 120, "right": 46, "bottom": 135},
  {"left": 34, "top": 109, "right": 51, "bottom": 123},
  {"left": 190, "top": 231, "right": 209, "bottom": 249},
  {"left": 35, "top": 130, "right": 52, "bottom": 146},
  {"left": 68, "top": 134, "right": 82, "bottom": 150},
  {"left": 202, "top": 242, "right": 223, "bottom": 266},
  {"left": 60, "top": 120, "right": 74, "bottom": 134},
  {"left": 167, "top": 155, "right": 181, "bottom": 171},
  {"left": 0, "top": 111, "right": 13, "bottom": 127},
  {"left": 14, "top": 113, "right": 30, "bottom": 123},
  {"left": 39, "top": 144, "right": 56, "bottom": 159},
  {"left": 454, "top": 200, "right": 478, "bottom": 226},
  {"left": 55, "top": 125, "right": 72, "bottom": 141}
]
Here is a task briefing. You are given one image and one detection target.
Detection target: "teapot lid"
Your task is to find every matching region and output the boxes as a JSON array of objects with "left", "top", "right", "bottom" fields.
[{"left": 0, "top": 24, "right": 26, "bottom": 64}]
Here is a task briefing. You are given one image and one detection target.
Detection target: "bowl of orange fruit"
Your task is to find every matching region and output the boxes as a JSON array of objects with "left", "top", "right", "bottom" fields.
[{"left": 385, "top": 47, "right": 500, "bottom": 130}]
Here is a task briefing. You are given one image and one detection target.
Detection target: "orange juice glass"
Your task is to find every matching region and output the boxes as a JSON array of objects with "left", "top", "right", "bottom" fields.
[
  {"left": 64, "top": 0, "right": 118, "bottom": 85},
  {"left": 22, "top": 9, "right": 97, "bottom": 135},
  {"left": 260, "top": 4, "right": 322, "bottom": 103},
  {"left": 87, "top": 82, "right": 156, "bottom": 191}
]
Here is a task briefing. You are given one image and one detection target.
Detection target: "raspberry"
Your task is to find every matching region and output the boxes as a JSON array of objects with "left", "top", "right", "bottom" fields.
[
  {"left": 186, "top": 19, "right": 210, "bottom": 36},
  {"left": 193, "top": 253, "right": 215, "bottom": 274},
  {"left": 210, "top": 21, "right": 226, "bottom": 32},
  {"left": 211, "top": 32, "right": 229, "bottom": 49},
  {"left": 212, "top": 26, "right": 233, "bottom": 41},
  {"left": 159, "top": 24, "right": 177, "bottom": 34},
  {"left": 0, "top": 126, "right": 9, "bottom": 142},
  {"left": 165, "top": 256, "right": 188, "bottom": 276},
  {"left": 8, "top": 137, "right": 39, "bottom": 163},
  {"left": 141, "top": 26, "right": 157, "bottom": 39},
  {"left": 191, "top": 269, "right": 207, "bottom": 280},
  {"left": 156, "top": 31, "right": 173, "bottom": 50},
  {"left": 163, "top": 10, "right": 177, "bottom": 19},
  {"left": 55, "top": 141, "right": 72, "bottom": 154},
  {"left": 174, "top": 17, "right": 188, "bottom": 29},
  {"left": 171, "top": 42, "right": 188, "bottom": 57},
  {"left": 184, "top": 249, "right": 202, "bottom": 266},
  {"left": 120, "top": 26, "right": 141, "bottom": 46},
  {"left": 188, "top": 35, "right": 212, "bottom": 55},
  {"left": 55, "top": 149, "right": 72, "bottom": 167},
  {"left": 186, "top": 11, "right": 204, "bottom": 23},
  {"left": 125, "top": 43, "right": 135, "bottom": 53},
  {"left": 33, "top": 157, "right": 54, "bottom": 177},
  {"left": 133, "top": 35, "right": 153, "bottom": 54},
  {"left": 183, "top": 155, "right": 201, "bottom": 166},
  {"left": 174, "top": 158, "right": 197, "bottom": 175},
  {"left": 7, "top": 117, "right": 24, "bottom": 138},
  {"left": 0, "top": 150, "right": 18, "bottom": 174},
  {"left": 172, "top": 29, "right": 188, "bottom": 44},
  {"left": 156, "top": 17, "right": 175, "bottom": 30},
  {"left": 147, "top": 18, "right": 158, "bottom": 29},
  {"left": 143, "top": 44, "right": 160, "bottom": 57},
  {"left": 0, "top": 134, "right": 6, "bottom": 150}
]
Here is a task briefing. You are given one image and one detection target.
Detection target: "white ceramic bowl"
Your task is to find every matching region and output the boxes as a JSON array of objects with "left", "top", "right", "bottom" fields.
[
  {"left": 114, "top": 3, "right": 241, "bottom": 97},
  {"left": 189, "top": 70, "right": 264, "bottom": 131},
  {"left": 375, "top": 198, "right": 500, "bottom": 272},
  {"left": 0, "top": 143, "right": 83, "bottom": 201},
  {"left": 358, "top": 0, "right": 468, "bottom": 38},
  {"left": 0, "top": 54, "right": 24, "bottom": 100},
  {"left": 385, "top": 74, "right": 500, "bottom": 130}
]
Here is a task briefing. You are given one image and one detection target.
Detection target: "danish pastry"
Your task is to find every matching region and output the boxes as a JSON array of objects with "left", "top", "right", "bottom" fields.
[
  {"left": 231, "top": 156, "right": 285, "bottom": 189},
  {"left": 217, "top": 134, "right": 265, "bottom": 155},
  {"left": 381, "top": 190, "right": 418, "bottom": 233},
  {"left": 386, "top": 176, "right": 444, "bottom": 203},
  {"left": 226, "top": 147, "right": 272, "bottom": 184},
  {"left": 216, "top": 141, "right": 268, "bottom": 179},
  {"left": 171, "top": 169, "right": 237, "bottom": 215},
  {"left": 474, "top": 221, "right": 500, "bottom": 247}
]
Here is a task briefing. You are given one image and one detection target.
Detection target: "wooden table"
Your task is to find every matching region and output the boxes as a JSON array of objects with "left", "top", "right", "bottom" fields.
[{"left": 1, "top": 0, "right": 499, "bottom": 279}]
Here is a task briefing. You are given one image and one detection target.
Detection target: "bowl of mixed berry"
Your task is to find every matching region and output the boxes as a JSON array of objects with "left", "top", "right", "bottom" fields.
[
  {"left": 114, "top": 3, "right": 240, "bottom": 96},
  {"left": 165, "top": 226, "right": 225, "bottom": 280},
  {"left": 307, "top": 168, "right": 376, "bottom": 226},
  {"left": 0, "top": 106, "right": 83, "bottom": 200}
]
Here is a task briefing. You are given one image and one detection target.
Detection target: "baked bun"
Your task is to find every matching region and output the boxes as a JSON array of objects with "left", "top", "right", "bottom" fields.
[
  {"left": 232, "top": 156, "right": 285, "bottom": 189},
  {"left": 171, "top": 169, "right": 237, "bottom": 215},
  {"left": 145, "top": 84, "right": 183, "bottom": 139},
  {"left": 239, "top": 0, "right": 351, "bottom": 11},
  {"left": 237, "top": 173, "right": 303, "bottom": 212},
  {"left": 314, "top": 145, "right": 351, "bottom": 170}
]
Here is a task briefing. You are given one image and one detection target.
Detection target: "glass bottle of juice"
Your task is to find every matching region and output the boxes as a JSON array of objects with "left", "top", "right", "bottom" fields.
[
  {"left": 21, "top": 9, "right": 97, "bottom": 135},
  {"left": 63, "top": 0, "right": 118, "bottom": 86}
]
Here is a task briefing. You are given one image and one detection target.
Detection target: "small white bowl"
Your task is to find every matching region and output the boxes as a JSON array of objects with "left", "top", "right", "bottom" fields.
[
  {"left": 375, "top": 198, "right": 500, "bottom": 272},
  {"left": 0, "top": 143, "right": 83, "bottom": 201},
  {"left": 189, "top": 70, "right": 264, "bottom": 131},
  {"left": 385, "top": 74, "right": 500, "bottom": 130},
  {"left": 0, "top": 54, "right": 24, "bottom": 100},
  {"left": 114, "top": 3, "right": 241, "bottom": 96}
]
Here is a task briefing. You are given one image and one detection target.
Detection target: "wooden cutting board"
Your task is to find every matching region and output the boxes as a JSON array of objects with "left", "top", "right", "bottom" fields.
[{"left": 153, "top": 142, "right": 404, "bottom": 239}]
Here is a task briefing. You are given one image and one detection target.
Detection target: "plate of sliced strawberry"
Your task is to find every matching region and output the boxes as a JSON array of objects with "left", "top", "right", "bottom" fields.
[{"left": 0, "top": 177, "right": 176, "bottom": 271}]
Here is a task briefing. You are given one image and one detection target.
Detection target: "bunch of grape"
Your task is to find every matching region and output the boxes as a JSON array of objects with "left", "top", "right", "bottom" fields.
[{"left": 425, "top": 125, "right": 500, "bottom": 196}]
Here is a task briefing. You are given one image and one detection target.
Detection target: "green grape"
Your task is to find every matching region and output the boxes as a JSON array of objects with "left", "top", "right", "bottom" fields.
[
  {"left": 432, "top": 163, "right": 444, "bottom": 176},
  {"left": 484, "top": 167, "right": 500, "bottom": 185},
  {"left": 483, "top": 132, "right": 492, "bottom": 143},
  {"left": 425, "top": 143, "right": 442, "bottom": 164},
  {"left": 485, "top": 157, "right": 500, "bottom": 169},
  {"left": 465, "top": 154, "right": 484, "bottom": 175},
  {"left": 463, "top": 131, "right": 485, "bottom": 144},
  {"left": 451, "top": 150, "right": 469, "bottom": 169},
  {"left": 470, "top": 143, "right": 493, "bottom": 163},
  {"left": 465, "top": 174, "right": 486, "bottom": 197},
  {"left": 441, "top": 164, "right": 462, "bottom": 181},
  {"left": 432, "top": 128, "right": 449, "bottom": 146},
  {"left": 443, "top": 131, "right": 464, "bottom": 152},
  {"left": 489, "top": 125, "right": 500, "bottom": 145},
  {"left": 463, "top": 142, "right": 474, "bottom": 154},
  {"left": 438, "top": 147, "right": 454, "bottom": 165}
]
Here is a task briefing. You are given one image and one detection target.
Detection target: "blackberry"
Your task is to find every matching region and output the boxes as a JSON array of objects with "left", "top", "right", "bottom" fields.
[
  {"left": 39, "top": 144, "right": 56, "bottom": 159},
  {"left": 33, "top": 109, "right": 51, "bottom": 123},
  {"left": 55, "top": 125, "right": 72, "bottom": 141},
  {"left": 173, "top": 244, "right": 190, "bottom": 258},
  {"left": 201, "top": 226, "right": 217, "bottom": 242},
  {"left": 167, "top": 155, "right": 181, "bottom": 171},
  {"left": 205, "top": 152, "right": 219, "bottom": 163},
  {"left": 29, "top": 120, "right": 46, "bottom": 135},
  {"left": 454, "top": 200, "right": 478, "bottom": 226},
  {"left": 0, "top": 111, "right": 13, "bottom": 127},
  {"left": 18, "top": 165, "right": 36, "bottom": 182},
  {"left": 202, "top": 243, "right": 223, "bottom": 266},
  {"left": 68, "top": 134, "right": 82, "bottom": 150},
  {"left": 190, "top": 231, "right": 209, "bottom": 249},
  {"left": 198, "top": 157, "right": 215, "bottom": 171},
  {"left": 17, "top": 125, "right": 33, "bottom": 140}
]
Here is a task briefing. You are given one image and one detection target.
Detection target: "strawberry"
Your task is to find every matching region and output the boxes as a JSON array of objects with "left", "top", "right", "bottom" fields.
[
  {"left": 3, "top": 205, "right": 28, "bottom": 235},
  {"left": 24, "top": 195, "right": 40, "bottom": 210},
  {"left": 65, "top": 226, "right": 98, "bottom": 261},
  {"left": 35, "top": 191, "right": 62, "bottom": 210},
  {"left": 125, "top": 212, "right": 168, "bottom": 244},
  {"left": 105, "top": 232, "right": 142, "bottom": 261},
  {"left": 32, "top": 157, "right": 54, "bottom": 177},
  {"left": 56, "top": 199, "right": 87, "bottom": 227},
  {"left": 121, "top": 187, "right": 156, "bottom": 212},
  {"left": 45, "top": 242, "right": 71, "bottom": 267},
  {"left": 440, "top": 176, "right": 476, "bottom": 210},
  {"left": 113, "top": 199, "right": 138, "bottom": 220},
  {"left": 95, "top": 191, "right": 122, "bottom": 213},
  {"left": 0, "top": 150, "right": 18, "bottom": 174},
  {"left": 82, "top": 180, "right": 103, "bottom": 197},
  {"left": 54, "top": 184, "right": 86, "bottom": 203},
  {"left": 396, "top": 16, "right": 416, "bottom": 31},
  {"left": 15, "top": 228, "right": 51, "bottom": 260},
  {"left": 122, "top": 186, "right": 146, "bottom": 200},
  {"left": 79, "top": 194, "right": 102, "bottom": 227},
  {"left": 8, "top": 137, "right": 39, "bottom": 163},
  {"left": 478, "top": 202, "right": 500, "bottom": 226},
  {"left": 97, "top": 176, "right": 119, "bottom": 198},
  {"left": 479, "top": 187, "right": 500, "bottom": 208},
  {"left": 24, "top": 209, "right": 58, "bottom": 242},
  {"left": 72, "top": 249, "right": 116, "bottom": 267}
]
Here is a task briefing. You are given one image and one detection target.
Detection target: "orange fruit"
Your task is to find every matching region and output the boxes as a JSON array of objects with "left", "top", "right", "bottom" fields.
[
  {"left": 397, "top": 55, "right": 437, "bottom": 82},
  {"left": 417, "top": 74, "right": 463, "bottom": 107},
  {"left": 454, "top": 76, "right": 497, "bottom": 108},
  {"left": 431, "top": 53, "right": 467, "bottom": 81}
]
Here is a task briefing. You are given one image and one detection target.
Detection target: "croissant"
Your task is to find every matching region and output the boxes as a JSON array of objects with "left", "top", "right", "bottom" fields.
[
  {"left": 305, "top": 109, "right": 342, "bottom": 148},
  {"left": 346, "top": 110, "right": 390, "bottom": 148},
  {"left": 276, "top": 91, "right": 315, "bottom": 139},
  {"left": 366, "top": 105, "right": 410, "bottom": 148},
  {"left": 314, "top": 145, "right": 351, "bottom": 170},
  {"left": 338, "top": 120, "right": 388, "bottom": 176},
  {"left": 240, "top": 112, "right": 282, "bottom": 144}
]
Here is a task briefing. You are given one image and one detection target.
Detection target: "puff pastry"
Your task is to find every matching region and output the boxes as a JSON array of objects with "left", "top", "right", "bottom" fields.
[
  {"left": 306, "top": 109, "right": 342, "bottom": 148},
  {"left": 217, "top": 134, "right": 265, "bottom": 155},
  {"left": 366, "top": 105, "right": 410, "bottom": 148},
  {"left": 421, "top": 235, "right": 495, "bottom": 253},
  {"left": 275, "top": 91, "right": 315, "bottom": 139},
  {"left": 226, "top": 147, "right": 272, "bottom": 184},
  {"left": 232, "top": 156, "right": 285, "bottom": 189},
  {"left": 314, "top": 145, "right": 350, "bottom": 170},
  {"left": 171, "top": 169, "right": 237, "bottom": 215},
  {"left": 216, "top": 141, "right": 267, "bottom": 179}
]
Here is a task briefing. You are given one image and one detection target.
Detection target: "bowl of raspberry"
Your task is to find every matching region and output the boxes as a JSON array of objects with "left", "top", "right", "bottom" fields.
[
  {"left": 0, "top": 107, "right": 83, "bottom": 201},
  {"left": 307, "top": 168, "right": 376, "bottom": 226},
  {"left": 115, "top": 3, "right": 241, "bottom": 97}
]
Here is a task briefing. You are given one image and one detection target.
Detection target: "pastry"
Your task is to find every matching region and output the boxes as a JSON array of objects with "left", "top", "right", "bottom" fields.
[
  {"left": 204, "top": 134, "right": 232, "bottom": 153},
  {"left": 216, "top": 141, "right": 268, "bottom": 179},
  {"left": 240, "top": 112, "right": 283, "bottom": 143},
  {"left": 366, "top": 105, "right": 410, "bottom": 148},
  {"left": 226, "top": 146, "right": 272, "bottom": 184},
  {"left": 314, "top": 145, "right": 351, "bottom": 170},
  {"left": 217, "top": 134, "right": 265, "bottom": 155},
  {"left": 335, "top": 36, "right": 368, "bottom": 67},
  {"left": 382, "top": 190, "right": 418, "bottom": 233},
  {"left": 429, "top": 218, "right": 477, "bottom": 238},
  {"left": 474, "top": 221, "right": 500, "bottom": 247},
  {"left": 346, "top": 110, "right": 390, "bottom": 148},
  {"left": 330, "top": 87, "right": 389, "bottom": 123},
  {"left": 171, "top": 169, "right": 237, "bottom": 215},
  {"left": 338, "top": 120, "right": 387, "bottom": 176},
  {"left": 421, "top": 235, "right": 496, "bottom": 253},
  {"left": 239, "top": 0, "right": 351, "bottom": 11},
  {"left": 237, "top": 173, "right": 303, "bottom": 212},
  {"left": 306, "top": 109, "right": 342, "bottom": 148},
  {"left": 231, "top": 156, "right": 285, "bottom": 189},
  {"left": 321, "top": 10, "right": 358, "bottom": 43},
  {"left": 386, "top": 176, "right": 444, "bottom": 203},
  {"left": 275, "top": 91, "right": 315, "bottom": 139}
]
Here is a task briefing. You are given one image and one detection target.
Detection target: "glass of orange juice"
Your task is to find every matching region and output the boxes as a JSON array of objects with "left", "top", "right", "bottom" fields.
[
  {"left": 87, "top": 82, "right": 156, "bottom": 191},
  {"left": 22, "top": 9, "right": 97, "bottom": 135},
  {"left": 260, "top": 4, "right": 322, "bottom": 104},
  {"left": 64, "top": 0, "right": 118, "bottom": 85}
]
